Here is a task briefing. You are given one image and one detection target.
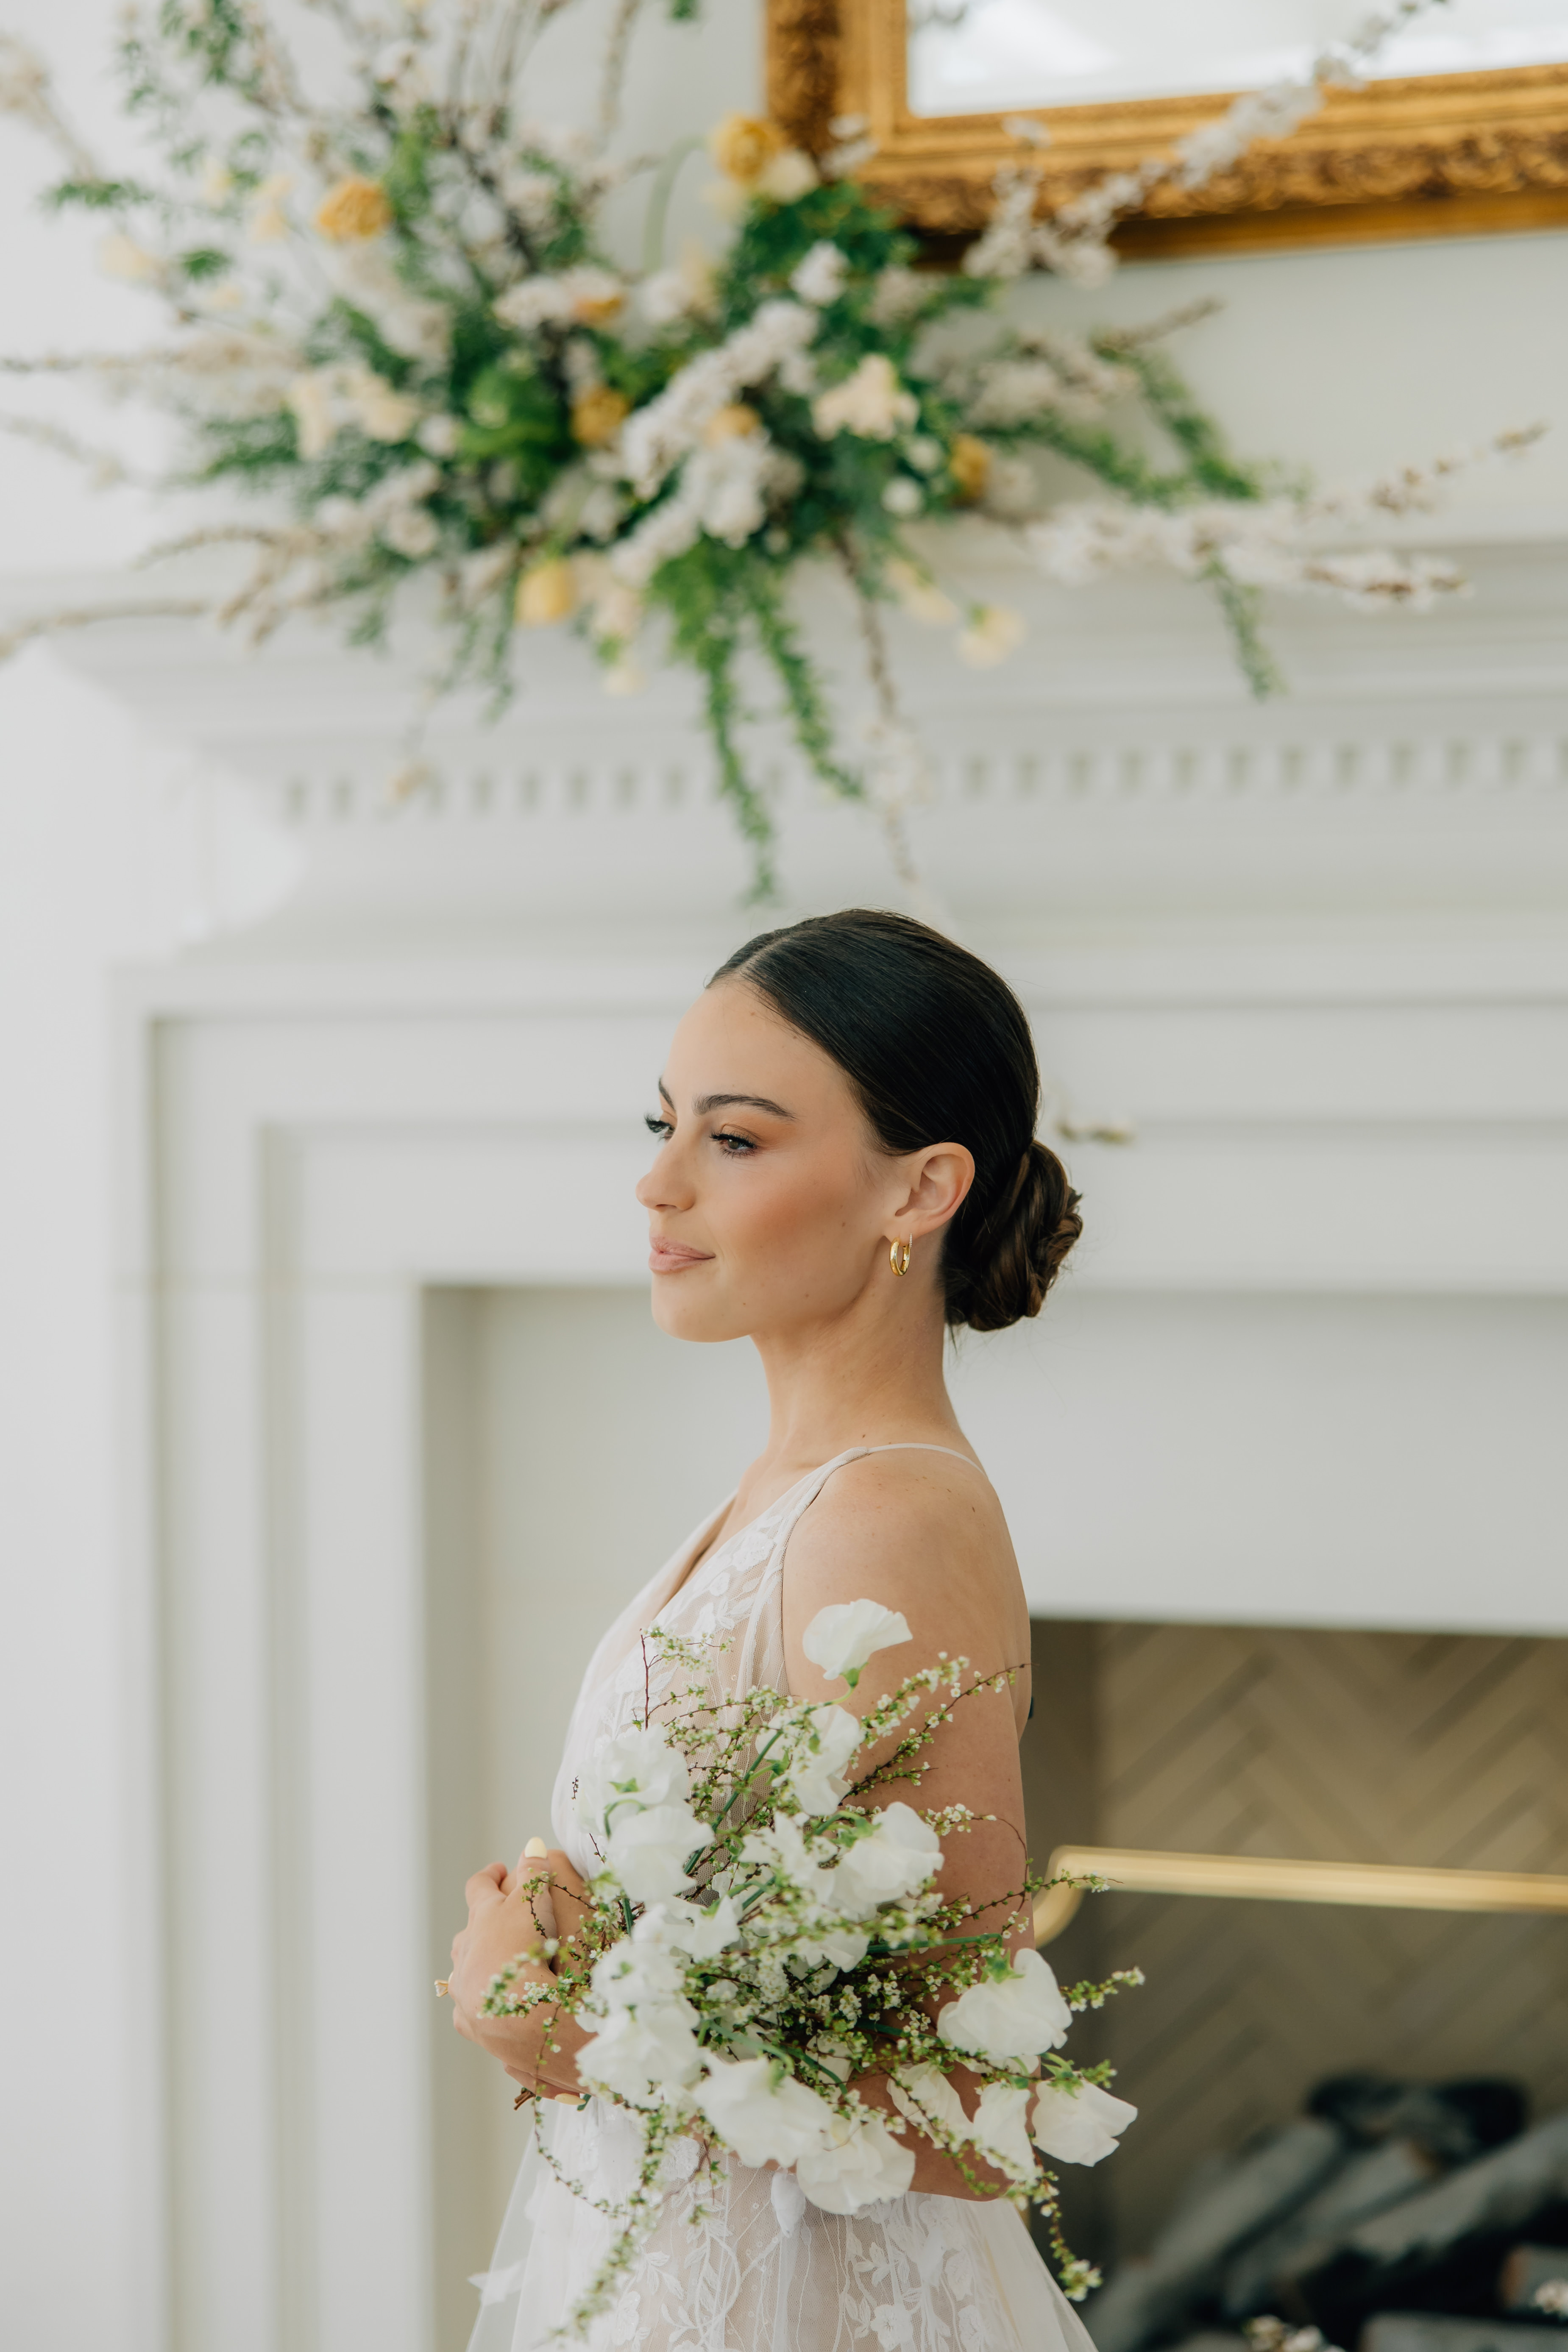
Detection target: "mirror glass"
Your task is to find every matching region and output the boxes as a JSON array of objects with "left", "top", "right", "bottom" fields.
[{"left": 908, "top": 0, "right": 1568, "bottom": 118}]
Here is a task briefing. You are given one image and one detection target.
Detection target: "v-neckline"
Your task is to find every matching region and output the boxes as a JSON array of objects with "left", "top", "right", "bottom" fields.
[{"left": 650, "top": 1458, "right": 828, "bottom": 1626}]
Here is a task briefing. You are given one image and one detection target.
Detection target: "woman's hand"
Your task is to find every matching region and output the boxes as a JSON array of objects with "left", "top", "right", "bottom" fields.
[{"left": 447, "top": 1844, "right": 593, "bottom": 2099}]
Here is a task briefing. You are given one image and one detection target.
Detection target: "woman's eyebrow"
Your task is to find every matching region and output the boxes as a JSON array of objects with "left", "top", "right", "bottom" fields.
[
  {"left": 655, "top": 1079, "right": 796, "bottom": 1119},
  {"left": 697, "top": 1092, "right": 795, "bottom": 1119}
]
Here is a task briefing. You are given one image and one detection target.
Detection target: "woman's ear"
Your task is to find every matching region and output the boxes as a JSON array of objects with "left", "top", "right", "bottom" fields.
[{"left": 888, "top": 1141, "right": 975, "bottom": 1241}]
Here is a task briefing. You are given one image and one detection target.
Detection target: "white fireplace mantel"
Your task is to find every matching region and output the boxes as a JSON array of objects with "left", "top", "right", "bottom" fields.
[{"left": 22, "top": 527, "right": 1568, "bottom": 942}]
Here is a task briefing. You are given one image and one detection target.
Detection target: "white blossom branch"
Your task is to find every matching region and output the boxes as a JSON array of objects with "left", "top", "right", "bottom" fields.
[{"left": 968, "top": 0, "right": 1454, "bottom": 286}]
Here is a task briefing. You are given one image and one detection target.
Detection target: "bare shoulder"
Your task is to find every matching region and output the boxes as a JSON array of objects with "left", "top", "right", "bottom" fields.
[{"left": 781, "top": 1451, "right": 1030, "bottom": 1708}]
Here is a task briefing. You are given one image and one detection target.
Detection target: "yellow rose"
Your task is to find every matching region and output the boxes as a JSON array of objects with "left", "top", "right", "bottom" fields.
[
  {"left": 948, "top": 433, "right": 992, "bottom": 504},
  {"left": 314, "top": 175, "right": 394, "bottom": 242},
  {"left": 515, "top": 558, "right": 577, "bottom": 627},
  {"left": 702, "top": 403, "right": 762, "bottom": 447},
  {"left": 709, "top": 113, "right": 787, "bottom": 187},
  {"left": 571, "top": 385, "right": 631, "bottom": 448}
]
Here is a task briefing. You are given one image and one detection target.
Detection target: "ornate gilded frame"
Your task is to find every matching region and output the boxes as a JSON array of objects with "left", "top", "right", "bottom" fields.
[{"left": 767, "top": 0, "right": 1568, "bottom": 255}]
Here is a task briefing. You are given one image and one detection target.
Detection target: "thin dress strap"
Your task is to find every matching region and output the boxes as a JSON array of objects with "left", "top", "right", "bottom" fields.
[{"left": 865, "top": 1442, "right": 982, "bottom": 1470}]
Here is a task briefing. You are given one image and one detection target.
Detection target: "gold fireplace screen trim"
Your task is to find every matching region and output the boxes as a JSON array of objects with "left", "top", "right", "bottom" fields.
[{"left": 1033, "top": 1846, "right": 1568, "bottom": 1947}]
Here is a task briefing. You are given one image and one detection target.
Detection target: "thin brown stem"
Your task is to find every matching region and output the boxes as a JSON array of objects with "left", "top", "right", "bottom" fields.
[
  {"left": 597, "top": 0, "right": 646, "bottom": 146},
  {"left": 838, "top": 541, "right": 923, "bottom": 890},
  {"left": 0, "top": 599, "right": 212, "bottom": 662}
]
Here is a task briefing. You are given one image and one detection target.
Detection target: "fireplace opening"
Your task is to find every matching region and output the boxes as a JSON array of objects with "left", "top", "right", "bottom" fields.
[{"left": 1020, "top": 1620, "right": 1568, "bottom": 2352}]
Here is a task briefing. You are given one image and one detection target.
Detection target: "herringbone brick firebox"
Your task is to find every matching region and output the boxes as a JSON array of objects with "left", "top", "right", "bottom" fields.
[{"left": 1022, "top": 1620, "right": 1568, "bottom": 2272}]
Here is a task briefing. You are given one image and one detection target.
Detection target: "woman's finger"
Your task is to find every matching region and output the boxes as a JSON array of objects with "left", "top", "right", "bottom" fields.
[{"left": 465, "top": 1862, "right": 508, "bottom": 1908}]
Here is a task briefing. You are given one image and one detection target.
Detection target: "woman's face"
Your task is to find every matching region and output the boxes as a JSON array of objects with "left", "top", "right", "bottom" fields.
[{"left": 635, "top": 980, "right": 961, "bottom": 1344}]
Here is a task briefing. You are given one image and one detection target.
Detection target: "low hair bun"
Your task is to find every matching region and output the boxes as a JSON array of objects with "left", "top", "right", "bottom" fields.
[
  {"left": 947, "top": 1137, "right": 1083, "bottom": 1335},
  {"left": 711, "top": 909, "right": 1085, "bottom": 1335}
]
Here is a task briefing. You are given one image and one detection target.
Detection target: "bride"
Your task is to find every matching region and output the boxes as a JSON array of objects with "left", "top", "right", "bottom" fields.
[{"left": 445, "top": 907, "right": 1090, "bottom": 2351}]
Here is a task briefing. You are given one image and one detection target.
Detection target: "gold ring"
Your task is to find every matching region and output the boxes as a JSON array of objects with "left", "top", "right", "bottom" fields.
[{"left": 434, "top": 1979, "right": 451, "bottom": 1997}]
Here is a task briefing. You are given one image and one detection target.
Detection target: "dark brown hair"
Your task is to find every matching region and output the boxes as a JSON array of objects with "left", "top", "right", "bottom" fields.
[{"left": 712, "top": 909, "right": 1081, "bottom": 1332}]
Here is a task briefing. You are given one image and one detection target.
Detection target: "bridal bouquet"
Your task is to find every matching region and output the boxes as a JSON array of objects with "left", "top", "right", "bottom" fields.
[
  {"left": 482, "top": 1597, "right": 1141, "bottom": 2338},
  {"left": 0, "top": 0, "right": 1521, "bottom": 896}
]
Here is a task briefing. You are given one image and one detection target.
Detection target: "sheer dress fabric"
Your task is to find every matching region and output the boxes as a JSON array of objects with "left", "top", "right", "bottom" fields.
[{"left": 467, "top": 1449, "right": 1099, "bottom": 2352}]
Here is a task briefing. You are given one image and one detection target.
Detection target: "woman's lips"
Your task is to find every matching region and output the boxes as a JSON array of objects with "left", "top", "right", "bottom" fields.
[{"left": 649, "top": 1237, "right": 715, "bottom": 1273}]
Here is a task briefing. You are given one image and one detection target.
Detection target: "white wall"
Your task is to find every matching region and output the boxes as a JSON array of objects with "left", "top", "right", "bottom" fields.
[
  {"left": 0, "top": 659, "right": 195, "bottom": 2343},
  {"left": 2, "top": 2, "right": 1566, "bottom": 2345}
]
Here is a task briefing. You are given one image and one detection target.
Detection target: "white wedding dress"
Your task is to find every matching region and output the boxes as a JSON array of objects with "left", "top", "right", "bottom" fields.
[{"left": 467, "top": 1447, "right": 1100, "bottom": 2352}]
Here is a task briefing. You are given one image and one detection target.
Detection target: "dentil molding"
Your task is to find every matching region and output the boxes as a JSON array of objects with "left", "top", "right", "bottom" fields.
[{"left": 14, "top": 532, "right": 1567, "bottom": 940}]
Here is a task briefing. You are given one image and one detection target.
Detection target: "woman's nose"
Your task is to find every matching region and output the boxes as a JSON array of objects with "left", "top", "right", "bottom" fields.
[{"left": 636, "top": 1153, "right": 689, "bottom": 1211}]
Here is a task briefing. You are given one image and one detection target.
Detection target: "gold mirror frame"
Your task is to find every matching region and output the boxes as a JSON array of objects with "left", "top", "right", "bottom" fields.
[
  {"left": 1033, "top": 1845, "right": 1568, "bottom": 1946},
  {"left": 767, "top": 0, "right": 1568, "bottom": 255}
]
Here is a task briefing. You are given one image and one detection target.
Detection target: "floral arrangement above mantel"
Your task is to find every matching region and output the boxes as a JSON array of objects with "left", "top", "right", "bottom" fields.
[{"left": 0, "top": 0, "right": 1539, "bottom": 897}]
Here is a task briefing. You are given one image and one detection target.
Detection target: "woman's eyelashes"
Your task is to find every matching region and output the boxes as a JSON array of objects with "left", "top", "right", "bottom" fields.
[{"left": 643, "top": 1111, "right": 757, "bottom": 1157}]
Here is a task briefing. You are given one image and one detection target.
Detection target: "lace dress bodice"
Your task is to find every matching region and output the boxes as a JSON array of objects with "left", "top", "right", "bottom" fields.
[
  {"left": 471, "top": 1449, "right": 1101, "bottom": 2352},
  {"left": 550, "top": 1449, "right": 883, "bottom": 1879}
]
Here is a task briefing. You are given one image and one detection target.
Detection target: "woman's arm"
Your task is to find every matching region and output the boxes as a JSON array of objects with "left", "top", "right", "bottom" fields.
[{"left": 781, "top": 1451, "right": 1036, "bottom": 2202}]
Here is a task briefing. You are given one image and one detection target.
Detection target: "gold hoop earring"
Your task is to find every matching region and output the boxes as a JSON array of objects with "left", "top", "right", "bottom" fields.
[{"left": 889, "top": 1236, "right": 912, "bottom": 1278}]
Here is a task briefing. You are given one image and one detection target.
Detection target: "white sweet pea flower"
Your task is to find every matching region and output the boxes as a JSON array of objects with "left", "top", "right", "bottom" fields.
[
  {"left": 694, "top": 2057, "right": 835, "bottom": 2168},
  {"left": 971, "top": 2081, "right": 1039, "bottom": 2182},
  {"left": 831, "top": 1802, "right": 941, "bottom": 1912},
  {"left": 601, "top": 1799, "right": 707, "bottom": 1905},
  {"left": 576, "top": 1998, "right": 703, "bottom": 2103},
  {"left": 575, "top": 1723, "right": 691, "bottom": 1836},
  {"left": 777, "top": 1703, "right": 862, "bottom": 1814},
  {"left": 796, "top": 2105, "right": 915, "bottom": 2214},
  {"left": 740, "top": 1811, "right": 836, "bottom": 1899},
  {"left": 494, "top": 264, "right": 624, "bottom": 332},
  {"left": 790, "top": 240, "right": 848, "bottom": 306},
  {"left": 799, "top": 1926, "right": 873, "bottom": 1972},
  {"left": 811, "top": 353, "right": 919, "bottom": 442},
  {"left": 756, "top": 148, "right": 817, "bottom": 203},
  {"left": 938, "top": 1948, "right": 1072, "bottom": 2061},
  {"left": 640, "top": 242, "right": 718, "bottom": 326},
  {"left": 801, "top": 1598, "right": 911, "bottom": 1688},
  {"left": 315, "top": 493, "right": 372, "bottom": 543},
  {"left": 382, "top": 505, "right": 439, "bottom": 558},
  {"left": 590, "top": 1930, "right": 685, "bottom": 2012},
  {"left": 889, "top": 2063, "right": 967, "bottom": 2142},
  {"left": 346, "top": 368, "right": 416, "bottom": 442},
  {"left": 416, "top": 413, "right": 462, "bottom": 458},
  {"left": 651, "top": 1894, "right": 741, "bottom": 1960},
  {"left": 1030, "top": 2079, "right": 1137, "bottom": 2167}
]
